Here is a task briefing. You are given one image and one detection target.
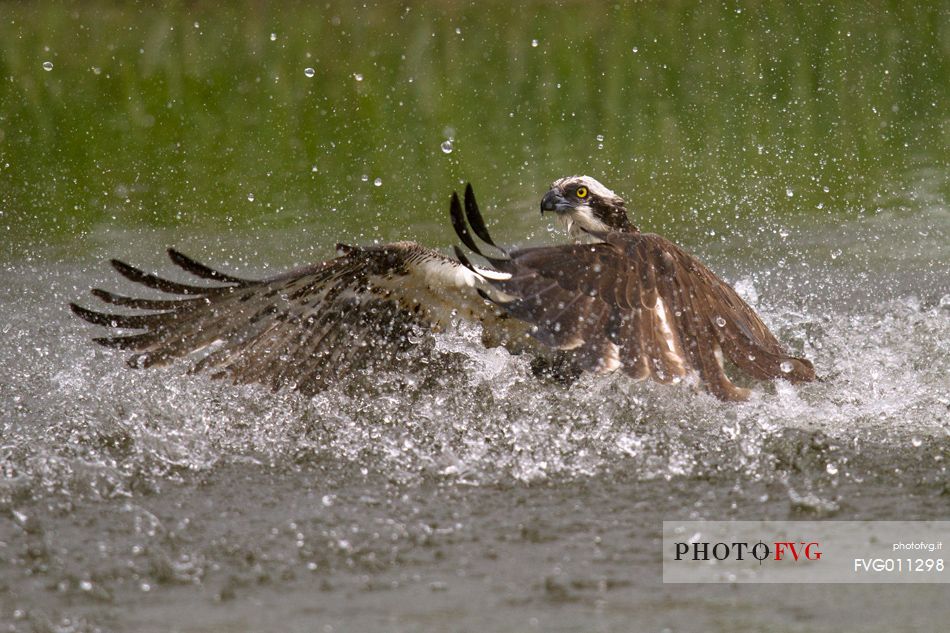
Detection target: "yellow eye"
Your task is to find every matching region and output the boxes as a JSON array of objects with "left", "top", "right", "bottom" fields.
[{"left": 576, "top": 187, "right": 588, "bottom": 199}]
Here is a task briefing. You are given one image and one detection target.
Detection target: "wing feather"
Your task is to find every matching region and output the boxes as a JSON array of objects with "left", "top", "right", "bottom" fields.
[
  {"left": 475, "top": 231, "right": 814, "bottom": 400},
  {"left": 666, "top": 239, "right": 815, "bottom": 384},
  {"left": 71, "top": 244, "right": 527, "bottom": 392},
  {"left": 75, "top": 185, "right": 815, "bottom": 402}
]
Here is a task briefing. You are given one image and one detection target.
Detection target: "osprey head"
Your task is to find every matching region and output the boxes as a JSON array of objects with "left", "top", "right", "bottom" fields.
[{"left": 540, "top": 176, "right": 634, "bottom": 236}]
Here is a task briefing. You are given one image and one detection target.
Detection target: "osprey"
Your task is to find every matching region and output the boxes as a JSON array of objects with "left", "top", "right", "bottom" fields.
[{"left": 71, "top": 176, "right": 815, "bottom": 401}]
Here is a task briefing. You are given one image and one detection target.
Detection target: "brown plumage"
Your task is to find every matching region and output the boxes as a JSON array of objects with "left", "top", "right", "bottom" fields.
[
  {"left": 71, "top": 242, "right": 529, "bottom": 395},
  {"left": 71, "top": 176, "right": 815, "bottom": 401},
  {"left": 453, "top": 176, "right": 816, "bottom": 401}
]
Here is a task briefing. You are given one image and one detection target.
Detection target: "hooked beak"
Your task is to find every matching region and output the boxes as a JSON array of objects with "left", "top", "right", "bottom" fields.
[{"left": 540, "top": 189, "right": 568, "bottom": 215}]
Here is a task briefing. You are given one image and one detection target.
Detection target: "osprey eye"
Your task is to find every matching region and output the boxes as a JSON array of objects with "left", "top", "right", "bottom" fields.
[{"left": 576, "top": 187, "right": 588, "bottom": 199}]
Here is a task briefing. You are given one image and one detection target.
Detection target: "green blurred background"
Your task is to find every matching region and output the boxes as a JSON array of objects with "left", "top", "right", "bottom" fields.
[{"left": 1, "top": 1, "right": 947, "bottom": 258}]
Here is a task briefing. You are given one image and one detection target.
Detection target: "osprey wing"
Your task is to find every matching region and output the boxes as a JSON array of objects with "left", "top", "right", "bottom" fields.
[
  {"left": 71, "top": 243, "right": 520, "bottom": 394},
  {"left": 635, "top": 233, "right": 815, "bottom": 384},
  {"left": 488, "top": 235, "right": 816, "bottom": 400},
  {"left": 452, "top": 185, "right": 815, "bottom": 401}
]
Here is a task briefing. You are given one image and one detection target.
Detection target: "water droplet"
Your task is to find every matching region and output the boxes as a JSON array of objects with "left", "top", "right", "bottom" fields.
[
  {"left": 321, "top": 494, "right": 334, "bottom": 507},
  {"left": 353, "top": 73, "right": 364, "bottom": 82},
  {"left": 373, "top": 177, "right": 382, "bottom": 187},
  {"left": 910, "top": 436, "right": 922, "bottom": 448},
  {"left": 360, "top": 174, "right": 369, "bottom": 182},
  {"left": 786, "top": 187, "right": 794, "bottom": 198},
  {"left": 747, "top": 354, "right": 756, "bottom": 361},
  {"left": 454, "top": 27, "right": 461, "bottom": 35},
  {"left": 270, "top": 32, "right": 277, "bottom": 41},
  {"left": 830, "top": 249, "right": 842, "bottom": 260},
  {"left": 42, "top": 61, "right": 53, "bottom": 71},
  {"left": 631, "top": 46, "right": 639, "bottom": 53},
  {"left": 596, "top": 134, "right": 604, "bottom": 142},
  {"left": 79, "top": 580, "right": 93, "bottom": 591},
  {"left": 304, "top": 67, "right": 315, "bottom": 78},
  {"left": 531, "top": 39, "right": 539, "bottom": 47},
  {"left": 247, "top": 193, "right": 255, "bottom": 202},
  {"left": 715, "top": 316, "right": 726, "bottom": 327},
  {"left": 780, "top": 360, "right": 794, "bottom": 373},
  {"left": 440, "top": 139, "right": 454, "bottom": 154},
  {"left": 825, "top": 463, "right": 838, "bottom": 475}
]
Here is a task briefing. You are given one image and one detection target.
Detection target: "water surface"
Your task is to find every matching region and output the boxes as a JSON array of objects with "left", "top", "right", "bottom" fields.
[{"left": 1, "top": 2, "right": 948, "bottom": 632}]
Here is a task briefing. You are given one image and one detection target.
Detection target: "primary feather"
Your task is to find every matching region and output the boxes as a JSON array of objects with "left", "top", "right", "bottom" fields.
[{"left": 71, "top": 244, "right": 529, "bottom": 394}]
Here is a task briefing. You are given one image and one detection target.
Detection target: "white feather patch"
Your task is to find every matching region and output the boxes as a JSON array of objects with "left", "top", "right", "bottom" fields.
[
  {"left": 600, "top": 341, "right": 621, "bottom": 372},
  {"left": 714, "top": 344, "right": 725, "bottom": 370},
  {"left": 570, "top": 204, "right": 611, "bottom": 234},
  {"left": 654, "top": 296, "right": 686, "bottom": 376},
  {"left": 654, "top": 297, "right": 676, "bottom": 352},
  {"left": 472, "top": 265, "right": 512, "bottom": 281},
  {"left": 553, "top": 175, "right": 620, "bottom": 201},
  {"left": 558, "top": 335, "right": 585, "bottom": 350}
]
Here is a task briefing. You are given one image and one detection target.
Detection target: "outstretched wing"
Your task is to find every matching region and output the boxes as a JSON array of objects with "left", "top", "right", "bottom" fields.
[
  {"left": 452, "top": 186, "right": 815, "bottom": 401},
  {"left": 71, "top": 243, "right": 525, "bottom": 394}
]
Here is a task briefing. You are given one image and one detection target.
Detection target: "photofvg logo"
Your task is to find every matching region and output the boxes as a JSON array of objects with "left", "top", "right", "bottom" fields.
[
  {"left": 662, "top": 521, "right": 948, "bottom": 584},
  {"left": 674, "top": 539, "right": 822, "bottom": 563}
]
